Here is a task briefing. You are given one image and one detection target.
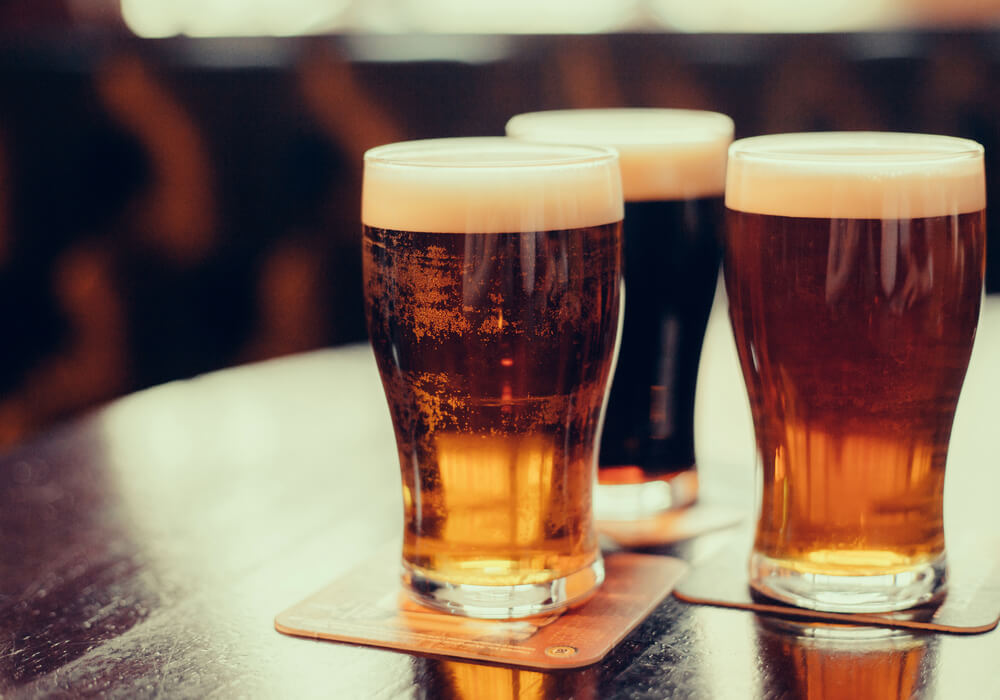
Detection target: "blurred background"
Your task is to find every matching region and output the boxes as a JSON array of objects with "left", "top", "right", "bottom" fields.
[{"left": 0, "top": 0, "right": 999, "bottom": 448}]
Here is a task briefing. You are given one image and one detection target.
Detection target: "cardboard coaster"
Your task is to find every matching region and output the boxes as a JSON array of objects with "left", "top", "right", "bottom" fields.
[
  {"left": 673, "top": 537, "right": 1000, "bottom": 634},
  {"left": 598, "top": 502, "right": 746, "bottom": 549},
  {"left": 275, "top": 549, "right": 687, "bottom": 669}
]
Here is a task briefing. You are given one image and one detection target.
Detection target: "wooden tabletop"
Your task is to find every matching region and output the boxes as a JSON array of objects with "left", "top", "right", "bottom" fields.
[{"left": 2, "top": 292, "right": 998, "bottom": 698}]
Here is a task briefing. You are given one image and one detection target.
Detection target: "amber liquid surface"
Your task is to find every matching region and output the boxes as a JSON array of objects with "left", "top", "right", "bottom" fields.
[
  {"left": 725, "top": 211, "right": 984, "bottom": 575},
  {"left": 364, "top": 223, "right": 622, "bottom": 586}
]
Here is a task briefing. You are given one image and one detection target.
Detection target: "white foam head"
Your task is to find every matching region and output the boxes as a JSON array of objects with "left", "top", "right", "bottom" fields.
[
  {"left": 726, "top": 132, "right": 985, "bottom": 219},
  {"left": 362, "top": 137, "right": 623, "bottom": 234},
  {"left": 505, "top": 109, "right": 733, "bottom": 201}
]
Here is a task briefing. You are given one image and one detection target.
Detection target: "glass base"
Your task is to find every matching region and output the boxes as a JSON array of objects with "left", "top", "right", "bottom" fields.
[
  {"left": 749, "top": 551, "right": 948, "bottom": 613},
  {"left": 402, "top": 557, "right": 605, "bottom": 619},
  {"left": 595, "top": 470, "right": 698, "bottom": 521}
]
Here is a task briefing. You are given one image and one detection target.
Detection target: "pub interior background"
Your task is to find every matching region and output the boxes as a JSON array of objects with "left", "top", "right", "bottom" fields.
[{"left": 0, "top": 0, "right": 998, "bottom": 449}]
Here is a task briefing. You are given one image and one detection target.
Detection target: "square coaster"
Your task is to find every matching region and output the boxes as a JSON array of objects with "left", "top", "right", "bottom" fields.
[
  {"left": 275, "top": 549, "right": 688, "bottom": 669},
  {"left": 673, "top": 536, "right": 1000, "bottom": 634},
  {"left": 598, "top": 502, "right": 746, "bottom": 549}
]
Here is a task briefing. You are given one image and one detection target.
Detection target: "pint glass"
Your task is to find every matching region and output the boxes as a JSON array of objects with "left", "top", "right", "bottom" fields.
[
  {"left": 724, "top": 132, "right": 986, "bottom": 612},
  {"left": 362, "top": 138, "right": 624, "bottom": 618},
  {"left": 507, "top": 109, "right": 733, "bottom": 519}
]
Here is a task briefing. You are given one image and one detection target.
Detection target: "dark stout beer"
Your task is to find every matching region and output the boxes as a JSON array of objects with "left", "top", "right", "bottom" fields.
[
  {"left": 725, "top": 132, "right": 986, "bottom": 612},
  {"left": 507, "top": 109, "right": 733, "bottom": 518},
  {"left": 599, "top": 197, "right": 722, "bottom": 483},
  {"left": 362, "top": 138, "right": 623, "bottom": 617}
]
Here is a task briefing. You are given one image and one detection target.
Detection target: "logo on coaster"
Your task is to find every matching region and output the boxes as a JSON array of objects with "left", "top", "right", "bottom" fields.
[{"left": 544, "top": 645, "right": 578, "bottom": 658}]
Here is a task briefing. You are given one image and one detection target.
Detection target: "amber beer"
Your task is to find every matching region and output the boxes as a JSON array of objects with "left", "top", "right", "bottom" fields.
[
  {"left": 362, "top": 138, "right": 624, "bottom": 618},
  {"left": 725, "top": 132, "right": 986, "bottom": 612},
  {"left": 755, "top": 619, "right": 932, "bottom": 700},
  {"left": 507, "top": 109, "right": 733, "bottom": 519}
]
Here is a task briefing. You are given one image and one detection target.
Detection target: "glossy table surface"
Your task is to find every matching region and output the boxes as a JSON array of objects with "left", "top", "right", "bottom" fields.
[{"left": 2, "top": 291, "right": 998, "bottom": 698}]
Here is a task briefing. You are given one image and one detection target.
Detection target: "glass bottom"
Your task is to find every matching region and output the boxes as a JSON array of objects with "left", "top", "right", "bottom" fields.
[
  {"left": 595, "top": 470, "right": 698, "bottom": 521},
  {"left": 749, "top": 550, "right": 948, "bottom": 613},
  {"left": 402, "top": 556, "right": 605, "bottom": 619}
]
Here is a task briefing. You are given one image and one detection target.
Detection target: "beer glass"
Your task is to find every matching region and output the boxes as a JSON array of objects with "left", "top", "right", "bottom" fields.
[
  {"left": 725, "top": 132, "right": 985, "bottom": 612},
  {"left": 507, "top": 109, "right": 733, "bottom": 519},
  {"left": 362, "top": 138, "right": 624, "bottom": 618}
]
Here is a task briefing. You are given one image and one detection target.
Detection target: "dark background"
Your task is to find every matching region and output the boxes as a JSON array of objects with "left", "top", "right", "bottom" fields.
[{"left": 0, "top": 31, "right": 997, "bottom": 446}]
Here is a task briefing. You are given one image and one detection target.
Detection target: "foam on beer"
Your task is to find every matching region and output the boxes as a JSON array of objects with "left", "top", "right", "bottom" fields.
[
  {"left": 362, "top": 138, "right": 623, "bottom": 234},
  {"left": 726, "top": 132, "right": 986, "bottom": 219},
  {"left": 505, "top": 109, "right": 734, "bottom": 201}
]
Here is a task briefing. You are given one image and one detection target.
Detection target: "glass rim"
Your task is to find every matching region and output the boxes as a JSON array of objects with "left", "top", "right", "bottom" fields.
[
  {"left": 506, "top": 108, "right": 734, "bottom": 146},
  {"left": 364, "top": 136, "right": 620, "bottom": 170},
  {"left": 729, "top": 131, "right": 984, "bottom": 166}
]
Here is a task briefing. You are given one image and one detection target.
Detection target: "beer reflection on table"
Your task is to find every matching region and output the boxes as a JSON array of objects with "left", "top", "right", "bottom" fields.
[
  {"left": 412, "top": 657, "right": 598, "bottom": 700},
  {"left": 754, "top": 618, "right": 938, "bottom": 699}
]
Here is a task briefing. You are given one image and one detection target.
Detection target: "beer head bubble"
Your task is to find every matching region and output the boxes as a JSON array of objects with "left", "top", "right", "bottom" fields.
[
  {"left": 505, "top": 108, "right": 734, "bottom": 202},
  {"left": 726, "top": 132, "right": 985, "bottom": 220},
  {"left": 362, "top": 137, "right": 623, "bottom": 234}
]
